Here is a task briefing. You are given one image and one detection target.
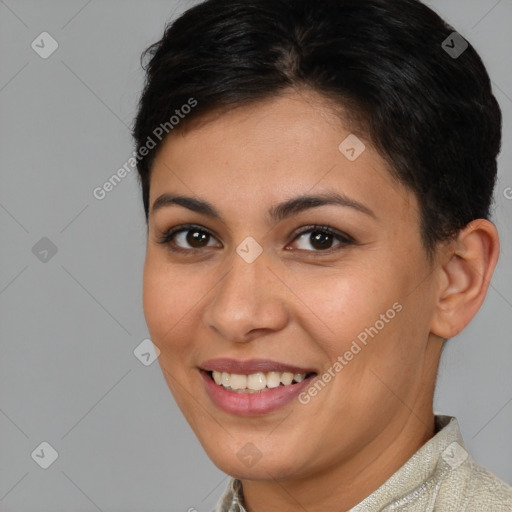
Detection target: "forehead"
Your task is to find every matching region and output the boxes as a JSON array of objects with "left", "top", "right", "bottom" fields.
[{"left": 149, "top": 91, "right": 418, "bottom": 226}]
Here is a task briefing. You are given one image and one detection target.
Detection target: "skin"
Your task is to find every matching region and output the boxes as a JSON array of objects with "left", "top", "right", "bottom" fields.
[{"left": 142, "top": 89, "right": 499, "bottom": 511}]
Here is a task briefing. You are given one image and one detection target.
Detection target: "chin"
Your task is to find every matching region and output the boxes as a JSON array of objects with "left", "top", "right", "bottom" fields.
[{"left": 205, "top": 444, "right": 302, "bottom": 481}]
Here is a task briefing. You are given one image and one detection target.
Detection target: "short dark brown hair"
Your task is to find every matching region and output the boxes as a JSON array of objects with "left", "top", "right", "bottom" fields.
[{"left": 132, "top": 0, "right": 502, "bottom": 257}]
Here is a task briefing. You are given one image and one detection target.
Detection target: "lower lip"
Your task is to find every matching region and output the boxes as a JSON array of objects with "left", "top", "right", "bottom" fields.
[{"left": 200, "top": 370, "right": 317, "bottom": 416}]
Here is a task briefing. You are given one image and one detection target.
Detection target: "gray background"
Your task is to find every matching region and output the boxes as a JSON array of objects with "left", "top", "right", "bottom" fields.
[{"left": 0, "top": 0, "right": 511, "bottom": 510}]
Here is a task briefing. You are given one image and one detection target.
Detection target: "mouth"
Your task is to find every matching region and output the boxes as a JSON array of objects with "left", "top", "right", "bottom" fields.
[
  {"left": 199, "top": 367, "right": 318, "bottom": 415},
  {"left": 198, "top": 358, "right": 319, "bottom": 414},
  {"left": 203, "top": 369, "right": 318, "bottom": 394}
]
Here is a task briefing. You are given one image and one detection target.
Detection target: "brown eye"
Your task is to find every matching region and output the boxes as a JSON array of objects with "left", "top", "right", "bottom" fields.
[
  {"left": 290, "top": 225, "right": 354, "bottom": 252},
  {"left": 310, "top": 230, "right": 334, "bottom": 250},
  {"left": 157, "top": 225, "right": 220, "bottom": 252},
  {"left": 185, "top": 229, "right": 210, "bottom": 248}
]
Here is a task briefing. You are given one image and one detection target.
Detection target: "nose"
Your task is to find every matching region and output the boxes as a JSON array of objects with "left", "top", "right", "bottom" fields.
[{"left": 202, "top": 245, "right": 289, "bottom": 344}]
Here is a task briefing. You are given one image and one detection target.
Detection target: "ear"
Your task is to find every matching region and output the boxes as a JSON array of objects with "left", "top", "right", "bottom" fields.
[{"left": 430, "top": 219, "right": 500, "bottom": 339}]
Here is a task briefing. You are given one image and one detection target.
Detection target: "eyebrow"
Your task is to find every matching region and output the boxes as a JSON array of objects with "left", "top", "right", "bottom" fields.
[{"left": 151, "top": 191, "right": 376, "bottom": 223}]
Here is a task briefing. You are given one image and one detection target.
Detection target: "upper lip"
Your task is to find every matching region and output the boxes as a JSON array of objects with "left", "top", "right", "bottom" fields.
[{"left": 200, "top": 358, "right": 317, "bottom": 375}]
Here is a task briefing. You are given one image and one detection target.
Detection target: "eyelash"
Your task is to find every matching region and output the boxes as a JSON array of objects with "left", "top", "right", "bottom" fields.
[{"left": 156, "top": 223, "right": 355, "bottom": 255}]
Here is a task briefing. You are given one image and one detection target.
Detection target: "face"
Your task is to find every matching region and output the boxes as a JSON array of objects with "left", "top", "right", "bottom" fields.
[{"left": 142, "top": 90, "right": 443, "bottom": 482}]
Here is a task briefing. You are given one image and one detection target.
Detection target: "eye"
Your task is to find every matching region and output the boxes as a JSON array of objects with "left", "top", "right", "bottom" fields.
[
  {"left": 157, "top": 224, "right": 220, "bottom": 252},
  {"left": 287, "top": 225, "right": 354, "bottom": 253}
]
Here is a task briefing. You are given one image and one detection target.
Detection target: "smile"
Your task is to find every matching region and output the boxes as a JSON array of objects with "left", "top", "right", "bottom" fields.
[
  {"left": 210, "top": 370, "right": 314, "bottom": 393},
  {"left": 200, "top": 368, "right": 318, "bottom": 415}
]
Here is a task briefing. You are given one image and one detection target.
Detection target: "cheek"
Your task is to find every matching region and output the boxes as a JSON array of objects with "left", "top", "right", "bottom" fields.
[
  {"left": 142, "top": 266, "right": 169, "bottom": 340},
  {"left": 142, "top": 251, "right": 222, "bottom": 369},
  {"left": 288, "top": 263, "right": 403, "bottom": 353},
  {"left": 142, "top": 261, "right": 194, "bottom": 396},
  {"left": 312, "top": 261, "right": 428, "bottom": 388},
  {"left": 142, "top": 254, "right": 192, "bottom": 346}
]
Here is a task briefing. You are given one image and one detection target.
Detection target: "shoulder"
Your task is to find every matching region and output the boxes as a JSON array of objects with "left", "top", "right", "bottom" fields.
[
  {"left": 437, "top": 455, "right": 512, "bottom": 511},
  {"left": 464, "top": 458, "right": 512, "bottom": 510}
]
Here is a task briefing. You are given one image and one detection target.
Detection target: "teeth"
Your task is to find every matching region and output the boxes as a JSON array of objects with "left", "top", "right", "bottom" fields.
[
  {"left": 211, "top": 370, "right": 310, "bottom": 392},
  {"left": 247, "top": 372, "right": 266, "bottom": 390},
  {"left": 281, "top": 372, "right": 294, "bottom": 385},
  {"left": 230, "top": 373, "right": 247, "bottom": 390},
  {"left": 221, "top": 372, "right": 231, "bottom": 387},
  {"left": 266, "top": 371, "right": 281, "bottom": 388}
]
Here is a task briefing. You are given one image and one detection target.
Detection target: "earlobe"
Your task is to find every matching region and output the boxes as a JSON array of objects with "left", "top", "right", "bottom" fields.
[{"left": 430, "top": 219, "right": 500, "bottom": 339}]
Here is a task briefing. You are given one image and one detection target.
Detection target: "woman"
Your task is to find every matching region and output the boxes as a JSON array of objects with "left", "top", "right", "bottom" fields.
[{"left": 132, "top": 0, "right": 512, "bottom": 510}]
